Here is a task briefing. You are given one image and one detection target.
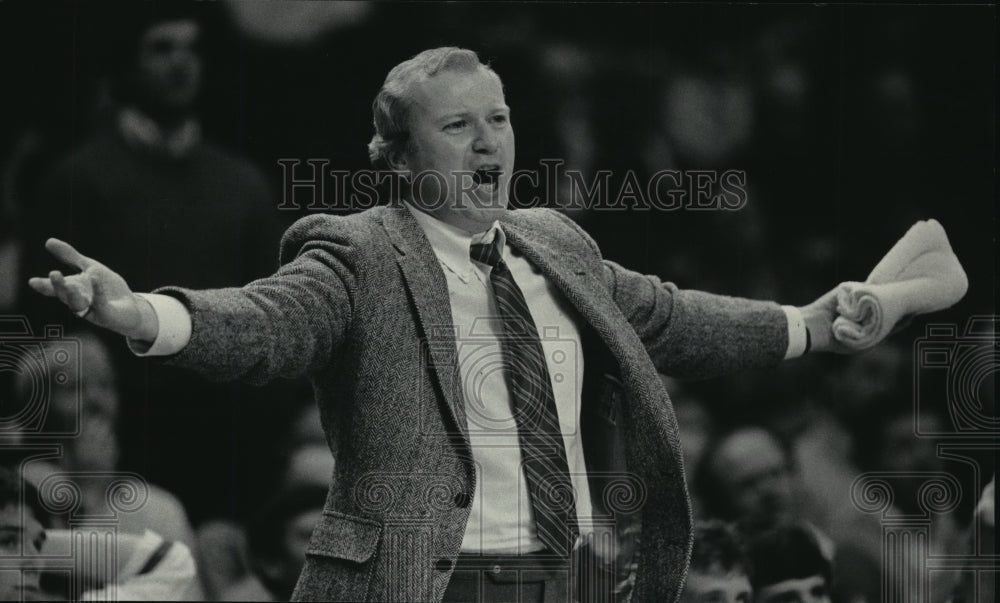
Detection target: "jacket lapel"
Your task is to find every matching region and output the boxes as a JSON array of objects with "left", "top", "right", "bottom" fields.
[
  {"left": 501, "top": 213, "right": 626, "bottom": 358},
  {"left": 380, "top": 207, "right": 470, "bottom": 446},
  {"left": 379, "top": 206, "right": 632, "bottom": 450}
]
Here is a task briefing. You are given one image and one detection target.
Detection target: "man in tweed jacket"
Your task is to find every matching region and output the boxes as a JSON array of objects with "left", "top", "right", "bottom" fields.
[{"left": 31, "top": 48, "right": 849, "bottom": 602}]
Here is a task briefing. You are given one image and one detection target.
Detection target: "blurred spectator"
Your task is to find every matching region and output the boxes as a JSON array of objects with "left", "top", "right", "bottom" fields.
[
  {"left": 22, "top": 1, "right": 296, "bottom": 526},
  {"left": 680, "top": 520, "right": 752, "bottom": 603},
  {"left": 855, "top": 408, "right": 974, "bottom": 602},
  {"left": 281, "top": 401, "right": 334, "bottom": 489},
  {"left": 0, "top": 464, "right": 50, "bottom": 600},
  {"left": 873, "top": 411, "right": 952, "bottom": 505},
  {"left": 287, "top": 400, "right": 327, "bottom": 449},
  {"left": 222, "top": 0, "right": 372, "bottom": 46},
  {"left": 695, "top": 425, "right": 802, "bottom": 530},
  {"left": 9, "top": 330, "right": 203, "bottom": 599},
  {"left": 660, "top": 376, "right": 715, "bottom": 471},
  {"left": 659, "top": 63, "right": 753, "bottom": 170},
  {"left": 536, "top": 40, "right": 599, "bottom": 214},
  {"left": 222, "top": 484, "right": 327, "bottom": 601},
  {"left": 660, "top": 375, "right": 716, "bottom": 519},
  {"left": 0, "top": 162, "right": 22, "bottom": 428},
  {"left": 791, "top": 402, "right": 881, "bottom": 603},
  {"left": 827, "top": 343, "right": 909, "bottom": 423},
  {"left": 0, "top": 464, "right": 197, "bottom": 600},
  {"left": 747, "top": 523, "right": 832, "bottom": 603},
  {"left": 27, "top": 2, "right": 282, "bottom": 294},
  {"left": 195, "top": 519, "right": 253, "bottom": 602},
  {"left": 1, "top": 155, "right": 24, "bottom": 313},
  {"left": 284, "top": 443, "right": 334, "bottom": 492},
  {"left": 196, "top": 400, "right": 331, "bottom": 600},
  {"left": 946, "top": 475, "right": 995, "bottom": 603}
]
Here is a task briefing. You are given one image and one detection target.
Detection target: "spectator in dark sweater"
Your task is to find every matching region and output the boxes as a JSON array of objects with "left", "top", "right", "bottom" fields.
[
  {"left": 22, "top": 3, "right": 291, "bottom": 526},
  {"left": 29, "top": 4, "right": 282, "bottom": 293}
]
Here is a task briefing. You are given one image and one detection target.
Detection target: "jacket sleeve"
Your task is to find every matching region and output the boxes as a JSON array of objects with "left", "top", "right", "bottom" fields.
[
  {"left": 547, "top": 209, "right": 788, "bottom": 379},
  {"left": 154, "top": 214, "right": 357, "bottom": 385},
  {"left": 601, "top": 260, "right": 788, "bottom": 379}
]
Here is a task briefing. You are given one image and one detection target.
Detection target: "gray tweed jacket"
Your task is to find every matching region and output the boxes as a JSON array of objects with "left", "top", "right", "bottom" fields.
[{"left": 158, "top": 205, "right": 787, "bottom": 602}]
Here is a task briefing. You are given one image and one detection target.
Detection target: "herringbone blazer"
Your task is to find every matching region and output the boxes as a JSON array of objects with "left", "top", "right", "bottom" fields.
[{"left": 158, "top": 205, "right": 787, "bottom": 602}]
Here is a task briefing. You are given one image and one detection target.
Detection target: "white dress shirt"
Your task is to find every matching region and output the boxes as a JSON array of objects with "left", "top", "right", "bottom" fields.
[{"left": 408, "top": 205, "right": 590, "bottom": 553}]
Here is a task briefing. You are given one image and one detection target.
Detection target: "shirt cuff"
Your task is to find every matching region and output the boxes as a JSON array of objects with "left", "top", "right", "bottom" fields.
[
  {"left": 782, "top": 305, "right": 808, "bottom": 359},
  {"left": 126, "top": 293, "right": 192, "bottom": 357}
]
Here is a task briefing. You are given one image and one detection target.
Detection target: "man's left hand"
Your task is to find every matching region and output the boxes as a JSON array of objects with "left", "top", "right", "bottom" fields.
[{"left": 798, "top": 284, "right": 855, "bottom": 354}]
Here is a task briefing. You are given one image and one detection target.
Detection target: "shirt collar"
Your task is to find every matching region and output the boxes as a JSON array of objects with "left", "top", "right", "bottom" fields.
[
  {"left": 405, "top": 203, "right": 504, "bottom": 282},
  {"left": 118, "top": 107, "right": 201, "bottom": 158}
]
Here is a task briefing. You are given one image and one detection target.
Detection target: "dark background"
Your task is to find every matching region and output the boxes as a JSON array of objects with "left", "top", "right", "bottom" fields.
[{"left": 0, "top": 1, "right": 994, "bottom": 525}]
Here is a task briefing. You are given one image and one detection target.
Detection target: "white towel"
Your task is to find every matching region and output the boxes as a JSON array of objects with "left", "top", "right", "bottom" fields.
[{"left": 832, "top": 219, "right": 968, "bottom": 351}]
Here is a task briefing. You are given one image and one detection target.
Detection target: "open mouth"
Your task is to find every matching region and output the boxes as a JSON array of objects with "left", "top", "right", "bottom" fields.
[{"left": 472, "top": 166, "right": 503, "bottom": 189}]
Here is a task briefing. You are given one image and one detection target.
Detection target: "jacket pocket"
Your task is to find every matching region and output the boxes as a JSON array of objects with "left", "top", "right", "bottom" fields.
[
  {"left": 293, "top": 511, "right": 382, "bottom": 602},
  {"left": 306, "top": 511, "right": 382, "bottom": 561}
]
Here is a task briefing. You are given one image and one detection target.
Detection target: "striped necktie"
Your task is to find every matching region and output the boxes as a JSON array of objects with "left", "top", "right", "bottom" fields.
[{"left": 470, "top": 234, "right": 579, "bottom": 556}]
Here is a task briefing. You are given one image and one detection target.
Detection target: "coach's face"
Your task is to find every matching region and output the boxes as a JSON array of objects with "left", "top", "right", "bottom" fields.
[{"left": 400, "top": 66, "right": 514, "bottom": 233}]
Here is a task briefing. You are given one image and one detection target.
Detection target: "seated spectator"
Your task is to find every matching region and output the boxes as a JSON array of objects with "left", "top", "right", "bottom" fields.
[
  {"left": 27, "top": 2, "right": 283, "bottom": 294},
  {"left": 0, "top": 189, "right": 21, "bottom": 313},
  {"left": 854, "top": 408, "right": 975, "bottom": 602},
  {"left": 282, "top": 401, "right": 335, "bottom": 489},
  {"left": 680, "top": 520, "right": 752, "bottom": 603},
  {"left": 21, "top": 0, "right": 292, "bottom": 530},
  {"left": 0, "top": 466, "right": 50, "bottom": 600},
  {"left": 284, "top": 444, "right": 335, "bottom": 490},
  {"left": 660, "top": 375, "right": 717, "bottom": 519},
  {"left": 0, "top": 465, "right": 196, "bottom": 600},
  {"left": 695, "top": 425, "right": 800, "bottom": 530},
  {"left": 9, "top": 329, "right": 202, "bottom": 598},
  {"left": 196, "top": 399, "right": 332, "bottom": 600},
  {"left": 194, "top": 520, "right": 254, "bottom": 601},
  {"left": 946, "top": 475, "right": 995, "bottom": 603},
  {"left": 747, "top": 523, "right": 832, "bottom": 603},
  {"left": 790, "top": 401, "right": 881, "bottom": 603},
  {"left": 659, "top": 376, "right": 715, "bottom": 471},
  {"left": 222, "top": 484, "right": 327, "bottom": 601}
]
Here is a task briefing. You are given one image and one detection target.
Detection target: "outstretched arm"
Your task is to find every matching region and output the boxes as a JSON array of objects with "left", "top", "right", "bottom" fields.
[
  {"left": 28, "top": 216, "right": 355, "bottom": 385},
  {"left": 544, "top": 208, "right": 838, "bottom": 377},
  {"left": 603, "top": 259, "right": 792, "bottom": 379}
]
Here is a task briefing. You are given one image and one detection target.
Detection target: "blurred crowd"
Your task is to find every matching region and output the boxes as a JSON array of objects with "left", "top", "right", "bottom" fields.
[{"left": 0, "top": 1, "right": 994, "bottom": 601}]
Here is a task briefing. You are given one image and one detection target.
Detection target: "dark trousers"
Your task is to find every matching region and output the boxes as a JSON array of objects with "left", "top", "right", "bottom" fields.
[
  {"left": 441, "top": 546, "right": 620, "bottom": 603},
  {"left": 442, "top": 551, "right": 570, "bottom": 603}
]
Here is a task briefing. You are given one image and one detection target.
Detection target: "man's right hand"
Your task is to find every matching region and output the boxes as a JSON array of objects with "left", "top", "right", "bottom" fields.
[{"left": 28, "top": 238, "right": 159, "bottom": 342}]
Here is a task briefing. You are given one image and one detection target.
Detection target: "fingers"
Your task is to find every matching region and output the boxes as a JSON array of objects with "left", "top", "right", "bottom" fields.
[
  {"left": 49, "top": 270, "right": 94, "bottom": 313},
  {"left": 45, "top": 238, "right": 94, "bottom": 271},
  {"left": 29, "top": 239, "right": 100, "bottom": 310},
  {"left": 27, "top": 277, "right": 56, "bottom": 296}
]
